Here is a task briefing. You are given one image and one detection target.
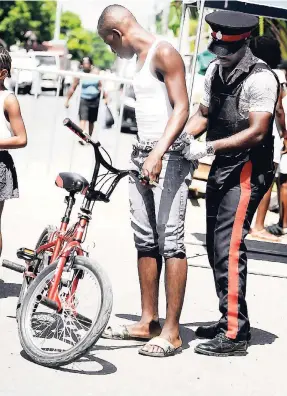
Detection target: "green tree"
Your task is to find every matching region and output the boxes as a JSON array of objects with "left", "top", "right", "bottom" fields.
[
  {"left": 168, "top": 1, "right": 182, "bottom": 36},
  {"left": 60, "top": 10, "right": 115, "bottom": 69},
  {"left": 0, "top": 1, "right": 115, "bottom": 69},
  {"left": 0, "top": 1, "right": 56, "bottom": 47},
  {"left": 91, "top": 33, "right": 115, "bottom": 69},
  {"left": 61, "top": 10, "right": 81, "bottom": 34}
]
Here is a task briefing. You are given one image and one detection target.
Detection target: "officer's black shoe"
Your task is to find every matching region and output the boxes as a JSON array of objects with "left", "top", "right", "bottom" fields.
[
  {"left": 194, "top": 333, "right": 248, "bottom": 356},
  {"left": 195, "top": 323, "right": 219, "bottom": 339},
  {"left": 195, "top": 324, "right": 252, "bottom": 342}
]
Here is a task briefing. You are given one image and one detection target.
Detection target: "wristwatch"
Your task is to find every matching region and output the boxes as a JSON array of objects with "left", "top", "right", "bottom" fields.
[{"left": 206, "top": 141, "right": 215, "bottom": 156}]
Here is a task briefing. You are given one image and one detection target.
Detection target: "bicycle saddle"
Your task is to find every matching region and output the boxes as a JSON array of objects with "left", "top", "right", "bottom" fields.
[{"left": 55, "top": 172, "right": 89, "bottom": 195}]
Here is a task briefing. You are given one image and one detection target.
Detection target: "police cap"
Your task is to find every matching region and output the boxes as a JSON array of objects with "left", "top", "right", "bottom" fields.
[{"left": 205, "top": 11, "right": 258, "bottom": 56}]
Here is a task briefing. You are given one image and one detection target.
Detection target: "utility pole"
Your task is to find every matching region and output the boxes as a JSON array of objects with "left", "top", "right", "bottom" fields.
[{"left": 54, "top": 1, "right": 62, "bottom": 41}]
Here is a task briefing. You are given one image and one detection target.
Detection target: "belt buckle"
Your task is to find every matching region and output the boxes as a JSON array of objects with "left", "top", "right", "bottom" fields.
[{"left": 132, "top": 145, "right": 139, "bottom": 157}]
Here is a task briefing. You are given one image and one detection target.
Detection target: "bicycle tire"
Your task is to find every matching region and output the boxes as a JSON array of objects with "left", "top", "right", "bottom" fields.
[
  {"left": 18, "top": 256, "right": 113, "bottom": 367},
  {"left": 35, "top": 225, "right": 56, "bottom": 250},
  {"left": 16, "top": 225, "right": 57, "bottom": 322}
]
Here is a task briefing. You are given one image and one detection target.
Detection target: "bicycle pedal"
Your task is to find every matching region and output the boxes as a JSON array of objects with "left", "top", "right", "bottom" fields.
[{"left": 17, "top": 247, "right": 36, "bottom": 261}]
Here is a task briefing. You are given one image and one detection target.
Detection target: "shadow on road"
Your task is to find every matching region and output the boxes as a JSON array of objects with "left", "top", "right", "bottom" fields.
[
  {"left": 93, "top": 343, "right": 144, "bottom": 351},
  {"left": 116, "top": 315, "right": 277, "bottom": 347},
  {"left": 249, "top": 327, "right": 278, "bottom": 346},
  {"left": 20, "top": 350, "right": 117, "bottom": 376},
  {"left": 183, "top": 321, "right": 278, "bottom": 346},
  {"left": 116, "top": 313, "right": 196, "bottom": 350},
  {"left": 0, "top": 279, "right": 21, "bottom": 299}
]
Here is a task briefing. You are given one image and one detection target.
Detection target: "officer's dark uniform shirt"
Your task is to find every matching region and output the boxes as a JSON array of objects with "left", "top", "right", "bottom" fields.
[
  {"left": 202, "top": 47, "right": 278, "bottom": 184},
  {"left": 201, "top": 48, "right": 277, "bottom": 113},
  {"left": 202, "top": 47, "right": 278, "bottom": 137}
]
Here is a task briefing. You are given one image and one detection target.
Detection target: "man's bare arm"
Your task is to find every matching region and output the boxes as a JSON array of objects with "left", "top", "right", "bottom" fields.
[
  {"left": 212, "top": 112, "right": 272, "bottom": 153},
  {"left": 150, "top": 43, "right": 189, "bottom": 158},
  {"left": 276, "top": 87, "right": 286, "bottom": 135},
  {"left": 65, "top": 78, "right": 80, "bottom": 107},
  {"left": 185, "top": 104, "right": 209, "bottom": 138}
]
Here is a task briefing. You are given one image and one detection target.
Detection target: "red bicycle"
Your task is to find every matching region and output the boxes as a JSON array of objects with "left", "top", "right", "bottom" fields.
[{"left": 3, "top": 118, "right": 140, "bottom": 367}]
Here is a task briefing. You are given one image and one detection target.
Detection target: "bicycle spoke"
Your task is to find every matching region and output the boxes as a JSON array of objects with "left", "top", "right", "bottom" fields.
[{"left": 25, "top": 263, "right": 102, "bottom": 355}]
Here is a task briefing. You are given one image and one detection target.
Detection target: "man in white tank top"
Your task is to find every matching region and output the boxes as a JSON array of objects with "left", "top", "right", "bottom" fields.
[{"left": 98, "top": 5, "right": 194, "bottom": 357}]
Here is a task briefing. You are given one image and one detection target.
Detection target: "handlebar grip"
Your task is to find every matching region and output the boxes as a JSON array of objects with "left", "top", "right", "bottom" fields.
[{"left": 63, "top": 118, "right": 89, "bottom": 141}]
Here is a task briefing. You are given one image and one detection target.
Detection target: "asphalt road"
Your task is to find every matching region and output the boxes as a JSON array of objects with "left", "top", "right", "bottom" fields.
[{"left": 0, "top": 94, "right": 286, "bottom": 396}]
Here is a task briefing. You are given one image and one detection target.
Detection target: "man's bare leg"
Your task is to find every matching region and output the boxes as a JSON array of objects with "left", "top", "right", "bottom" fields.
[
  {"left": 141, "top": 256, "right": 187, "bottom": 353},
  {"left": 126, "top": 254, "right": 162, "bottom": 338},
  {"left": 280, "top": 178, "right": 287, "bottom": 228},
  {"left": 88, "top": 121, "right": 94, "bottom": 137},
  {"left": 250, "top": 180, "right": 280, "bottom": 241},
  {"left": 80, "top": 120, "right": 86, "bottom": 132},
  {"left": 253, "top": 186, "right": 272, "bottom": 230}
]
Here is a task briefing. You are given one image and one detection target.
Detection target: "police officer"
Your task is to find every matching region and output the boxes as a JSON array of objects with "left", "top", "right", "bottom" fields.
[{"left": 184, "top": 10, "right": 279, "bottom": 356}]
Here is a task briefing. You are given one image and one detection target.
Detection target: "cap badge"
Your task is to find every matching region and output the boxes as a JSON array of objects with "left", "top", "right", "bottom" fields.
[{"left": 216, "top": 31, "right": 223, "bottom": 40}]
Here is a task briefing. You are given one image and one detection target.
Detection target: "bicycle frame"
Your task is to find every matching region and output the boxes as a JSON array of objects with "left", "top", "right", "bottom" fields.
[{"left": 32, "top": 118, "right": 139, "bottom": 312}]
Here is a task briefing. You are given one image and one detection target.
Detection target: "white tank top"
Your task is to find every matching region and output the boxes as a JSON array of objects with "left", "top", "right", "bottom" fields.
[
  {"left": 0, "top": 91, "right": 13, "bottom": 150},
  {"left": 133, "top": 39, "right": 173, "bottom": 141}
]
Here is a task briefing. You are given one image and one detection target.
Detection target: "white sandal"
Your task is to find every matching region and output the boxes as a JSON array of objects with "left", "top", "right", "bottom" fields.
[{"left": 138, "top": 336, "right": 182, "bottom": 357}]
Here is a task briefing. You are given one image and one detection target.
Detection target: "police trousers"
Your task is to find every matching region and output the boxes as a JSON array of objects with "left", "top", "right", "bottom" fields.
[{"left": 206, "top": 157, "right": 274, "bottom": 341}]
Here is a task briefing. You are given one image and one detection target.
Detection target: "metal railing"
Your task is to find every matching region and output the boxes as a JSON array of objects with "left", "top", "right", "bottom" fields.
[
  {"left": 12, "top": 65, "right": 133, "bottom": 132},
  {"left": 11, "top": 65, "right": 134, "bottom": 169}
]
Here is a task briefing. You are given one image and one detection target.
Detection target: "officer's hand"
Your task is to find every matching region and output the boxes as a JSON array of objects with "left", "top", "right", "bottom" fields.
[
  {"left": 142, "top": 152, "right": 162, "bottom": 185},
  {"left": 183, "top": 140, "right": 208, "bottom": 160}
]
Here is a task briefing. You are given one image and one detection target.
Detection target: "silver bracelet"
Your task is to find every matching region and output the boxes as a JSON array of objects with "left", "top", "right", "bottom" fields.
[{"left": 206, "top": 141, "right": 215, "bottom": 156}]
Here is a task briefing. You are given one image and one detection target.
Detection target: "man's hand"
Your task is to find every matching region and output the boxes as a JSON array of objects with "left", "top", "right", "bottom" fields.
[
  {"left": 65, "top": 100, "right": 70, "bottom": 109},
  {"left": 142, "top": 152, "right": 162, "bottom": 184}
]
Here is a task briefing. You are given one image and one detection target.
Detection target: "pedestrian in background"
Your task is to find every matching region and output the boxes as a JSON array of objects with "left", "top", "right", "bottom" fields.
[
  {"left": 267, "top": 60, "right": 287, "bottom": 237},
  {"left": 65, "top": 56, "right": 101, "bottom": 144},
  {"left": 248, "top": 36, "right": 286, "bottom": 242}
]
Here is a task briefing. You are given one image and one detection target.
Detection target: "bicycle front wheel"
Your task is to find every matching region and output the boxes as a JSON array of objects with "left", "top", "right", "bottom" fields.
[{"left": 18, "top": 256, "right": 113, "bottom": 367}]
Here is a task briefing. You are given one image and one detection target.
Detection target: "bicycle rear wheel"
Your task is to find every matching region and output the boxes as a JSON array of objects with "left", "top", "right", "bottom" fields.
[
  {"left": 18, "top": 256, "right": 112, "bottom": 367},
  {"left": 16, "top": 226, "right": 56, "bottom": 322}
]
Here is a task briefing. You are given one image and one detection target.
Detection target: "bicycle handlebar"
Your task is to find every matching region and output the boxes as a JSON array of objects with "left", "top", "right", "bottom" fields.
[
  {"left": 63, "top": 118, "right": 90, "bottom": 142},
  {"left": 63, "top": 118, "right": 140, "bottom": 190},
  {"left": 62, "top": 118, "right": 164, "bottom": 205}
]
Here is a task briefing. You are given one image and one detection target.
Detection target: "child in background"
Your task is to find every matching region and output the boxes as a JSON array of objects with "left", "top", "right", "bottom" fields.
[{"left": 0, "top": 47, "right": 27, "bottom": 255}]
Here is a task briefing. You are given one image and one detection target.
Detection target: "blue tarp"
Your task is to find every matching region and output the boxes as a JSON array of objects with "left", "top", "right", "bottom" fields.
[{"left": 184, "top": 0, "right": 287, "bottom": 20}]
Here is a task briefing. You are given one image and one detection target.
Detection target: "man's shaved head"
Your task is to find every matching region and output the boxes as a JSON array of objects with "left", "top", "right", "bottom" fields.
[
  {"left": 97, "top": 4, "right": 138, "bottom": 60},
  {"left": 97, "top": 4, "right": 137, "bottom": 35}
]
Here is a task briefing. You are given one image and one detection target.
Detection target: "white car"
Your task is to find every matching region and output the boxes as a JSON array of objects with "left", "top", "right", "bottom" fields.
[
  {"left": 9, "top": 52, "right": 39, "bottom": 94},
  {"left": 33, "top": 52, "right": 62, "bottom": 94}
]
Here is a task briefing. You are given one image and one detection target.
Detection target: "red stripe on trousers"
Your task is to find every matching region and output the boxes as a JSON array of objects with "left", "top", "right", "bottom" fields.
[{"left": 226, "top": 161, "right": 252, "bottom": 339}]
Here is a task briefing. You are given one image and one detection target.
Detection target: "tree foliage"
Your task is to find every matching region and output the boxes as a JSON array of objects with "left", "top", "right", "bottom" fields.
[
  {"left": 60, "top": 10, "right": 115, "bottom": 69},
  {"left": 260, "top": 18, "right": 287, "bottom": 59},
  {"left": 0, "top": 1, "right": 56, "bottom": 46},
  {"left": 0, "top": 1, "right": 115, "bottom": 69},
  {"left": 168, "top": 1, "right": 182, "bottom": 36}
]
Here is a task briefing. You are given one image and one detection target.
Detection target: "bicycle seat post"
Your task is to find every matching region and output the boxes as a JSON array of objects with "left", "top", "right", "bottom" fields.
[{"left": 62, "top": 192, "right": 76, "bottom": 225}]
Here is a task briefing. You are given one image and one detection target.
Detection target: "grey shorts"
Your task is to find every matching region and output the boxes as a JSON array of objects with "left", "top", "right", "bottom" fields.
[{"left": 129, "top": 146, "right": 195, "bottom": 258}]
